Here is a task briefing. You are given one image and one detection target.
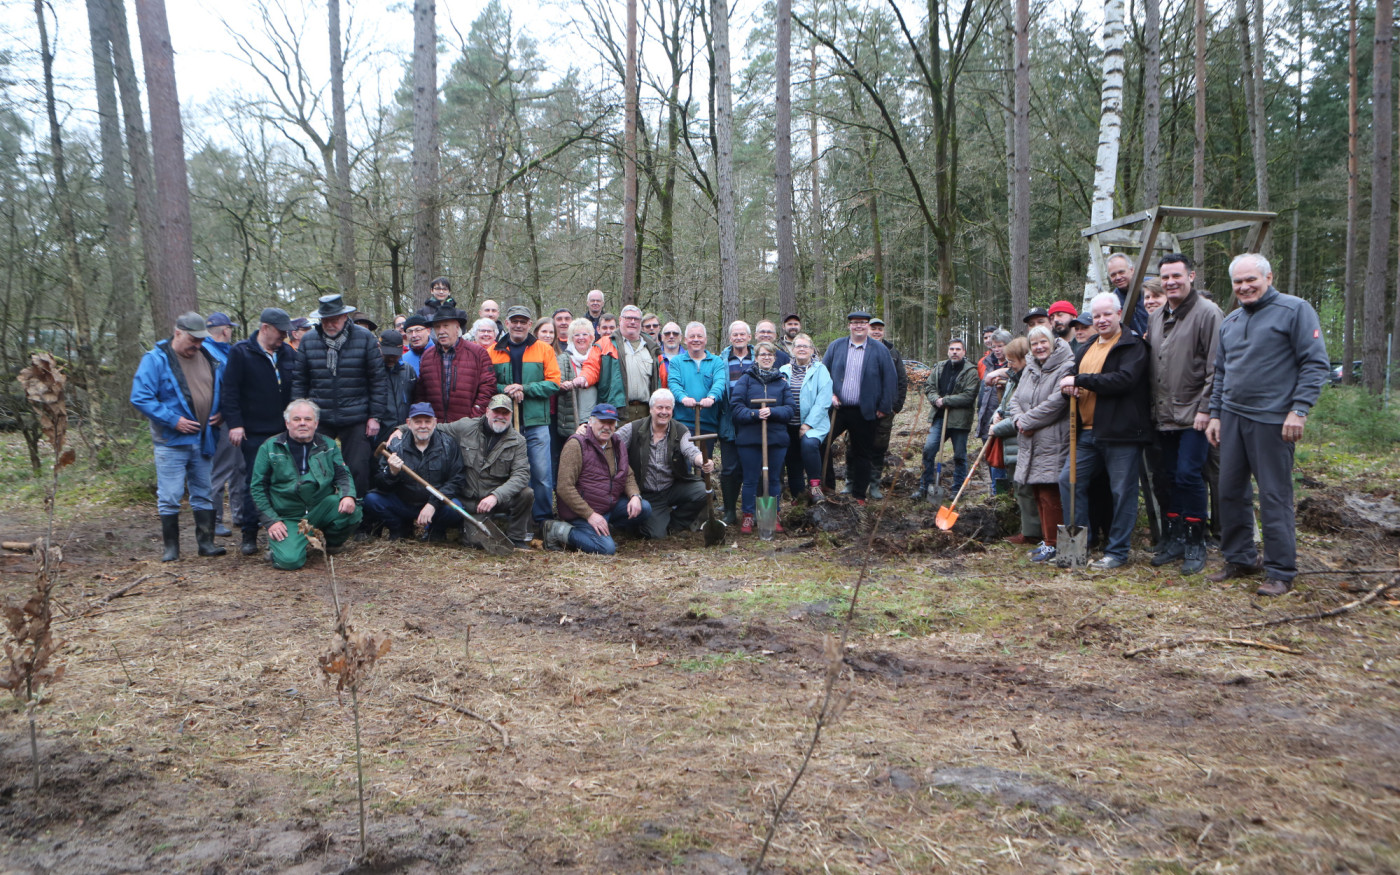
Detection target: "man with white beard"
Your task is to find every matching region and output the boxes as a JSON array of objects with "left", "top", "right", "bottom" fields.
[{"left": 435, "top": 394, "right": 535, "bottom": 546}]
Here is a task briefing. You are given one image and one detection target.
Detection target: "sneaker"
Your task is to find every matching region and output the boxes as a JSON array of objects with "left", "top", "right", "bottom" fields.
[
  {"left": 854, "top": 498, "right": 867, "bottom": 506},
  {"left": 740, "top": 514, "right": 754, "bottom": 534},
  {"left": 868, "top": 483, "right": 884, "bottom": 500},
  {"left": 1029, "top": 543, "right": 1057, "bottom": 562},
  {"left": 1089, "top": 555, "right": 1127, "bottom": 570},
  {"left": 1255, "top": 578, "right": 1293, "bottom": 597},
  {"left": 809, "top": 484, "right": 825, "bottom": 503}
]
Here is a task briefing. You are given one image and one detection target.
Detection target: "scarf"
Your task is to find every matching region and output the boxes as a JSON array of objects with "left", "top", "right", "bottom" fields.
[
  {"left": 750, "top": 364, "right": 782, "bottom": 383},
  {"left": 938, "top": 358, "right": 965, "bottom": 396},
  {"left": 569, "top": 345, "right": 590, "bottom": 371},
  {"left": 321, "top": 324, "right": 350, "bottom": 376}
]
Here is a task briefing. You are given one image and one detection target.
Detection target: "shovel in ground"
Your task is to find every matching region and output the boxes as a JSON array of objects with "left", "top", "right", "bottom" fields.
[
  {"left": 696, "top": 408, "right": 726, "bottom": 547},
  {"left": 375, "top": 442, "right": 515, "bottom": 556},
  {"left": 935, "top": 439, "right": 991, "bottom": 531},
  {"left": 753, "top": 395, "right": 780, "bottom": 540},
  {"left": 1055, "top": 395, "right": 1088, "bottom": 567}
]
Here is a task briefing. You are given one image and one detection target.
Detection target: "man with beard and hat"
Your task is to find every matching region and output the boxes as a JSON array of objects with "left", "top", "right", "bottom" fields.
[{"left": 437, "top": 394, "right": 536, "bottom": 547}]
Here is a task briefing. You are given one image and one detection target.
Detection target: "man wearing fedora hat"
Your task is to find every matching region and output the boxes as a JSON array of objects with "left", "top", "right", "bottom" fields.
[
  {"left": 292, "top": 294, "right": 390, "bottom": 497},
  {"left": 821, "top": 310, "right": 897, "bottom": 504},
  {"left": 412, "top": 305, "right": 497, "bottom": 423}
]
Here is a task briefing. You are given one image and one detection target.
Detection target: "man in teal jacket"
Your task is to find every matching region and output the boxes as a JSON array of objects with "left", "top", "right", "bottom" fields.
[{"left": 249, "top": 399, "right": 362, "bottom": 570}]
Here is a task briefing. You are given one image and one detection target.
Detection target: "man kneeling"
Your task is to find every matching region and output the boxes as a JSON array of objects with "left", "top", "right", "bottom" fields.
[
  {"left": 365, "top": 402, "right": 467, "bottom": 540},
  {"left": 551, "top": 404, "right": 652, "bottom": 554},
  {"left": 249, "top": 399, "right": 362, "bottom": 569},
  {"left": 436, "top": 394, "right": 535, "bottom": 547},
  {"left": 614, "top": 389, "right": 712, "bottom": 539}
]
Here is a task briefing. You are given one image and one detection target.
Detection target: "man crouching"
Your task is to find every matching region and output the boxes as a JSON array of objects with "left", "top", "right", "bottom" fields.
[{"left": 249, "top": 399, "right": 362, "bottom": 569}]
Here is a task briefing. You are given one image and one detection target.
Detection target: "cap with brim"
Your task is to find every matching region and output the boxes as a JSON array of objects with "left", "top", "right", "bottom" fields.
[
  {"left": 315, "top": 294, "right": 357, "bottom": 319},
  {"left": 1022, "top": 307, "right": 1050, "bottom": 324},
  {"left": 427, "top": 307, "right": 468, "bottom": 327},
  {"left": 488, "top": 393, "right": 514, "bottom": 411},
  {"left": 176, "top": 312, "right": 210, "bottom": 339},
  {"left": 869, "top": 317, "right": 886, "bottom": 326},
  {"left": 1072, "top": 312, "right": 1093, "bottom": 327},
  {"left": 258, "top": 307, "right": 292, "bottom": 332},
  {"left": 290, "top": 317, "right": 310, "bottom": 331},
  {"left": 1047, "top": 300, "right": 1079, "bottom": 317},
  {"left": 353, "top": 312, "right": 379, "bottom": 332},
  {"left": 407, "top": 402, "right": 436, "bottom": 419},
  {"left": 589, "top": 403, "right": 621, "bottom": 421},
  {"left": 781, "top": 313, "right": 800, "bottom": 323},
  {"left": 206, "top": 312, "right": 233, "bottom": 328},
  {"left": 847, "top": 310, "right": 872, "bottom": 322},
  {"left": 506, "top": 305, "right": 533, "bottom": 322},
  {"left": 379, "top": 329, "right": 404, "bottom": 351}
]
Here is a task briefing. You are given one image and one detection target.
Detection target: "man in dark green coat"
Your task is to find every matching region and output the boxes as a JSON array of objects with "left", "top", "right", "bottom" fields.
[{"left": 249, "top": 399, "right": 362, "bottom": 570}]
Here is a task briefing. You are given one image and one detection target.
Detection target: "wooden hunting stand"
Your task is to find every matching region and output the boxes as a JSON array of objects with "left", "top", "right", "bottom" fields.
[{"left": 1080, "top": 205, "right": 1277, "bottom": 321}]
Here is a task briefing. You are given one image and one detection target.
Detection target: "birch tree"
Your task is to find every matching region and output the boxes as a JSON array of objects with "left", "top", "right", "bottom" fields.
[{"left": 1085, "top": 0, "right": 1125, "bottom": 301}]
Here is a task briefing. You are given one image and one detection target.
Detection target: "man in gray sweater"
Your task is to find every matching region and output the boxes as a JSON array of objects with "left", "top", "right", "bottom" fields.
[{"left": 1205, "top": 253, "right": 1330, "bottom": 596}]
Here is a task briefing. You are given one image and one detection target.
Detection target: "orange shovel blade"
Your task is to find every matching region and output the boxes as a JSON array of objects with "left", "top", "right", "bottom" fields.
[{"left": 935, "top": 506, "right": 957, "bottom": 530}]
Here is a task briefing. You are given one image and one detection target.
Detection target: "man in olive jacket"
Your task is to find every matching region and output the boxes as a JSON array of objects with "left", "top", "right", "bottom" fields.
[
  {"left": 249, "top": 399, "right": 362, "bottom": 570},
  {"left": 436, "top": 394, "right": 535, "bottom": 545},
  {"left": 914, "top": 339, "right": 980, "bottom": 501}
]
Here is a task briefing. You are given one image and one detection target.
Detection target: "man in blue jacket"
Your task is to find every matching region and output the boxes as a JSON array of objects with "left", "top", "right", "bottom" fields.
[
  {"left": 130, "top": 312, "right": 228, "bottom": 562},
  {"left": 221, "top": 307, "right": 297, "bottom": 555},
  {"left": 822, "top": 310, "right": 897, "bottom": 504}
]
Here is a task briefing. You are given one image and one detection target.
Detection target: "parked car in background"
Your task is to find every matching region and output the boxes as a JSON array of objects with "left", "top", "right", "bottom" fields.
[{"left": 1330, "top": 361, "right": 1363, "bottom": 384}]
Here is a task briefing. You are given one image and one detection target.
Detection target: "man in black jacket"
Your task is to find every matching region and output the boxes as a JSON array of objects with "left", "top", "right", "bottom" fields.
[
  {"left": 292, "top": 294, "right": 390, "bottom": 497},
  {"left": 221, "top": 307, "right": 298, "bottom": 555},
  {"left": 867, "top": 317, "right": 906, "bottom": 500},
  {"left": 365, "top": 403, "right": 467, "bottom": 541},
  {"left": 1057, "top": 291, "right": 1152, "bottom": 569}
]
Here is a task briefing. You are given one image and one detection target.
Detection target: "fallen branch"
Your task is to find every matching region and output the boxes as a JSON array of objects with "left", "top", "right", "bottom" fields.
[
  {"left": 1231, "top": 579, "right": 1398, "bottom": 630},
  {"left": 98, "top": 574, "right": 152, "bottom": 605},
  {"left": 2, "top": 541, "right": 38, "bottom": 552},
  {"left": 1124, "top": 637, "right": 1303, "bottom": 658},
  {"left": 411, "top": 693, "right": 510, "bottom": 749},
  {"left": 1293, "top": 567, "right": 1400, "bottom": 577}
]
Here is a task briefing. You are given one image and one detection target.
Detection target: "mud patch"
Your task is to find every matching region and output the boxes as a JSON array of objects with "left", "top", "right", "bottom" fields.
[
  {"left": 1298, "top": 490, "right": 1400, "bottom": 538},
  {"left": 929, "top": 765, "right": 1107, "bottom": 816}
]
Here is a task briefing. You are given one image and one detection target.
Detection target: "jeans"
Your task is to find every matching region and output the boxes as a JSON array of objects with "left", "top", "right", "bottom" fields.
[
  {"left": 153, "top": 443, "right": 214, "bottom": 515},
  {"left": 921, "top": 425, "right": 968, "bottom": 493},
  {"left": 363, "top": 490, "right": 452, "bottom": 538},
  {"left": 567, "top": 496, "right": 654, "bottom": 555},
  {"left": 238, "top": 432, "right": 274, "bottom": 531},
  {"left": 736, "top": 443, "right": 786, "bottom": 515},
  {"left": 1157, "top": 428, "right": 1210, "bottom": 520},
  {"left": 1058, "top": 431, "right": 1141, "bottom": 561},
  {"left": 523, "top": 424, "right": 555, "bottom": 522},
  {"left": 1217, "top": 411, "right": 1297, "bottom": 581}
]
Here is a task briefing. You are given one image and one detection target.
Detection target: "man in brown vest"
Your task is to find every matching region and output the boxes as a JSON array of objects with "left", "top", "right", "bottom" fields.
[{"left": 550, "top": 403, "right": 652, "bottom": 553}]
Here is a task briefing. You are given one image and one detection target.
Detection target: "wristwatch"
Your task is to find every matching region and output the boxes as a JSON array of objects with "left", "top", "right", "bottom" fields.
[{"left": 1291, "top": 409, "right": 1308, "bottom": 418}]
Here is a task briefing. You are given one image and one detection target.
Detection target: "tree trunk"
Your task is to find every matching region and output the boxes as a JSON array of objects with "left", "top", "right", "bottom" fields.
[
  {"left": 85, "top": 0, "right": 140, "bottom": 384},
  {"left": 621, "top": 0, "right": 639, "bottom": 306},
  {"left": 133, "top": 0, "right": 198, "bottom": 318},
  {"left": 106, "top": 0, "right": 166, "bottom": 334},
  {"left": 1141, "top": 0, "right": 1161, "bottom": 207},
  {"left": 866, "top": 150, "right": 885, "bottom": 318},
  {"left": 1288, "top": 0, "right": 1301, "bottom": 297},
  {"left": 1361, "top": 0, "right": 1392, "bottom": 393},
  {"left": 36, "top": 0, "right": 101, "bottom": 412},
  {"left": 774, "top": 0, "right": 796, "bottom": 319},
  {"left": 1192, "top": 0, "right": 1206, "bottom": 285},
  {"left": 808, "top": 42, "right": 826, "bottom": 306},
  {"left": 411, "top": 0, "right": 439, "bottom": 296},
  {"left": 524, "top": 188, "right": 542, "bottom": 307},
  {"left": 1343, "top": 0, "right": 1358, "bottom": 383},
  {"left": 712, "top": 0, "right": 739, "bottom": 329},
  {"left": 1252, "top": 0, "right": 1269, "bottom": 222},
  {"left": 1011, "top": 0, "right": 1030, "bottom": 319},
  {"left": 1085, "top": 0, "right": 1125, "bottom": 301},
  {"left": 328, "top": 0, "right": 356, "bottom": 295}
]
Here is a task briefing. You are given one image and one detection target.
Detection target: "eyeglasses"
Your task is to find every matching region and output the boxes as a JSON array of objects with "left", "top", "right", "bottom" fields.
[{"left": 662, "top": 331, "right": 679, "bottom": 337}]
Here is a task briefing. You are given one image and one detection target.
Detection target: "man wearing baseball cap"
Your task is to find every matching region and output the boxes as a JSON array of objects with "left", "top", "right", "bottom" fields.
[
  {"left": 220, "top": 307, "right": 298, "bottom": 555},
  {"left": 488, "top": 305, "right": 562, "bottom": 526},
  {"left": 364, "top": 402, "right": 466, "bottom": 541},
  {"left": 550, "top": 403, "right": 652, "bottom": 553},
  {"left": 433, "top": 394, "right": 535, "bottom": 547},
  {"left": 130, "top": 312, "right": 227, "bottom": 561}
]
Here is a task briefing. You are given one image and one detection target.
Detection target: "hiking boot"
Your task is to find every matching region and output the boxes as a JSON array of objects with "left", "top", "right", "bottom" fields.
[
  {"left": 193, "top": 510, "right": 226, "bottom": 557},
  {"left": 1150, "top": 515, "right": 1185, "bottom": 567},
  {"left": 240, "top": 527, "right": 259, "bottom": 556},
  {"left": 740, "top": 514, "right": 754, "bottom": 534},
  {"left": 809, "top": 483, "right": 825, "bottom": 503},
  {"left": 1180, "top": 518, "right": 1207, "bottom": 576},
  {"left": 1004, "top": 533, "right": 1031, "bottom": 545},
  {"left": 868, "top": 483, "right": 884, "bottom": 500},
  {"left": 1256, "top": 578, "right": 1293, "bottom": 597},
  {"left": 1029, "top": 543, "right": 1057, "bottom": 562},
  {"left": 159, "top": 514, "right": 180, "bottom": 562},
  {"left": 1207, "top": 558, "right": 1263, "bottom": 582},
  {"left": 1090, "top": 555, "right": 1127, "bottom": 570}
]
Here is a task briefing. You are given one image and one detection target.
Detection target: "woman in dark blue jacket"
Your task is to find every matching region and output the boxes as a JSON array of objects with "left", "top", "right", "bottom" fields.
[{"left": 730, "top": 343, "right": 795, "bottom": 533}]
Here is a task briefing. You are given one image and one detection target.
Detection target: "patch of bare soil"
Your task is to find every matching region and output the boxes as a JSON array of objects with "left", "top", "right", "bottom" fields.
[{"left": 2, "top": 454, "right": 1399, "bottom": 873}]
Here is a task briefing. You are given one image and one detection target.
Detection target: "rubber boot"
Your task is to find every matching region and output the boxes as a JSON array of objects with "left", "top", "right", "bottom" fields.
[
  {"left": 1150, "top": 514, "right": 1185, "bottom": 567},
  {"left": 160, "top": 514, "right": 180, "bottom": 562},
  {"left": 193, "top": 509, "right": 227, "bottom": 557},
  {"left": 240, "top": 526, "right": 260, "bottom": 556},
  {"left": 1180, "top": 517, "right": 1207, "bottom": 576},
  {"left": 721, "top": 471, "right": 739, "bottom": 527},
  {"left": 868, "top": 469, "right": 885, "bottom": 500}
]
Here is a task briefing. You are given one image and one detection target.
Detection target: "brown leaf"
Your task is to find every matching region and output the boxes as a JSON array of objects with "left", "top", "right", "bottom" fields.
[{"left": 56, "top": 448, "right": 75, "bottom": 470}]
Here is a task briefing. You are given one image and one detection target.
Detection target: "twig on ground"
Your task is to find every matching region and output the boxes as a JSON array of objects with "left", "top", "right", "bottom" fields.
[
  {"left": 1231, "top": 579, "right": 1397, "bottom": 630},
  {"left": 1124, "top": 637, "right": 1303, "bottom": 658},
  {"left": 1293, "top": 567, "right": 1399, "bottom": 576},
  {"left": 97, "top": 574, "right": 153, "bottom": 605},
  {"left": 410, "top": 693, "right": 511, "bottom": 748},
  {"left": 1072, "top": 601, "right": 1108, "bottom": 629}
]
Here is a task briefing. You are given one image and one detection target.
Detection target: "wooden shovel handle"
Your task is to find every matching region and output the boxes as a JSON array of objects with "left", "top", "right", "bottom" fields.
[{"left": 945, "top": 439, "right": 992, "bottom": 512}]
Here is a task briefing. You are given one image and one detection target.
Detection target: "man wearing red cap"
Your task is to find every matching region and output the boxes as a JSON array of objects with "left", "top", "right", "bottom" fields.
[{"left": 1048, "top": 301, "right": 1078, "bottom": 342}]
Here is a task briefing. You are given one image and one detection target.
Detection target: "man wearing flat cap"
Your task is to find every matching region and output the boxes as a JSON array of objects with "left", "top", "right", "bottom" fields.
[
  {"left": 488, "top": 304, "right": 561, "bottom": 526},
  {"left": 550, "top": 403, "right": 652, "bottom": 554},
  {"left": 292, "top": 294, "right": 390, "bottom": 498},
  {"left": 130, "top": 312, "right": 227, "bottom": 561},
  {"left": 400, "top": 314, "right": 434, "bottom": 375},
  {"left": 821, "top": 310, "right": 897, "bottom": 504},
  {"left": 413, "top": 306, "right": 497, "bottom": 423},
  {"left": 437, "top": 393, "right": 535, "bottom": 546},
  {"left": 221, "top": 307, "right": 299, "bottom": 555},
  {"left": 364, "top": 402, "right": 466, "bottom": 541},
  {"left": 202, "top": 312, "right": 246, "bottom": 539}
]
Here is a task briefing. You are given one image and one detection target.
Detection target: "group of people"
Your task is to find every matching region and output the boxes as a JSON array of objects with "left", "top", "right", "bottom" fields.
[{"left": 131, "top": 250, "right": 1328, "bottom": 595}]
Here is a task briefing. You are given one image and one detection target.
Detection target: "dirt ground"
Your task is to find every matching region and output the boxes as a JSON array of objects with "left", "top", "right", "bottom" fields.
[{"left": 1, "top": 421, "right": 1398, "bottom": 874}]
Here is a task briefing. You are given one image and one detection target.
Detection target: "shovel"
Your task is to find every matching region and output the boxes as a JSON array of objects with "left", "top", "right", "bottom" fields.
[
  {"left": 375, "top": 442, "right": 515, "bottom": 556},
  {"left": 935, "top": 438, "right": 991, "bottom": 531},
  {"left": 696, "top": 408, "right": 726, "bottom": 547},
  {"left": 753, "top": 396, "right": 780, "bottom": 540},
  {"left": 1055, "top": 395, "right": 1088, "bottom": 567},
  {"left": 929, "top": 409, "right": 950, "bottom": 502}
]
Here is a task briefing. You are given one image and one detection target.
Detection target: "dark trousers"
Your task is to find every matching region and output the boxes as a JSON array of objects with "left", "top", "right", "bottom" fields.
[
  {"left": 317, "top": 421, "right": 372, "bottom": 498},
  {"left": 1218, "top": 411, "right": 1297, "bottom": 581},
  {"left": 784, "top": 424, "right": 805, "bottom": 496},
  {"left": 825, "top": 407, "right": 880, "bottom": 499},
  {"left": 872, "top": 413, "right": 895, "bottom": 471},
  {"left": 1059, "top": 431, "right": 1141, "bottom": 561},
  {"left": 1157, "top": 427, "right": 1210, "bottom": 520},
  {"left": 640, "top": 480, "right": 708, "bottom": 538},
  {"left": 363, "top": 490, "right": 452, "bottom": 538},
  {"left": 238, "top": 432, "right": 275, "bottom": 533}
]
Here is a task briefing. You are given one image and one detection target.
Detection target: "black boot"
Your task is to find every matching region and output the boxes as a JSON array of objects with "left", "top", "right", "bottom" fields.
[
  {"left": 721, "top": 471, "right": 739, "bottom": 527},
  {"left": 1150, "top": 515, "right": 1185, "bottom": 567},
  {"left": 1180, "top": 517, "right": 1207, "bottom": 576},
  {"left": 160, "top": 514, "right": 180, "bottom": 562},
  {"left": 240, "top": 526, "right": 259, "bottom": 556},
  {"left": 193, "top": 509, "right": 227, "bottom": 557}
]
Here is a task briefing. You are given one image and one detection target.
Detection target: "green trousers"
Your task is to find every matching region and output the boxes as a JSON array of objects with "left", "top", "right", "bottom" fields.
[{"left": 268, "top": 493, "right": 362, "bottom": 570}]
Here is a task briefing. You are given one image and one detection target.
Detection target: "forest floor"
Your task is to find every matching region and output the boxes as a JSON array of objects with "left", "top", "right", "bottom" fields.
[{"left": 1, "top": 404, "right": 1398, "bottom": 875}]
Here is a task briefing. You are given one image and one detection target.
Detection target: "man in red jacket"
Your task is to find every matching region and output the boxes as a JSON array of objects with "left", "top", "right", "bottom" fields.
[{"left": 413, "top": 307, "right": 497, "bottom": 423}]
